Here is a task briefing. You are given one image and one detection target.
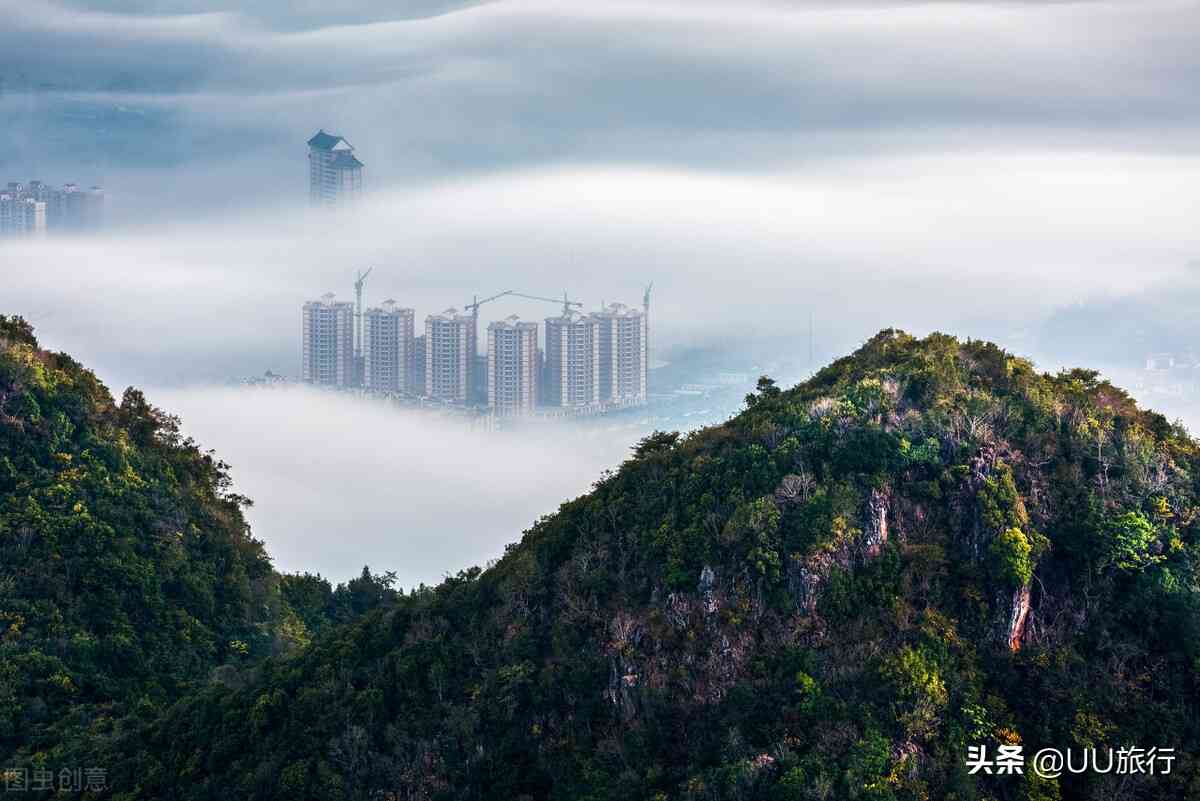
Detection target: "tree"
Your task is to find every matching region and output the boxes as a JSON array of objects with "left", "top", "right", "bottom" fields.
[
  {"left": 989, "top": 527, "right": 1033, "bottom": 588},
  {"left": 1101, "top": 511, "right": 1163, "bottom": 572}
]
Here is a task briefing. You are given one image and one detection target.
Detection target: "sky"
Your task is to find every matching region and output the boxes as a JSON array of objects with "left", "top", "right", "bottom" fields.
[{"left": 3, "top": 0, "right": 1200, "bottom": 584}]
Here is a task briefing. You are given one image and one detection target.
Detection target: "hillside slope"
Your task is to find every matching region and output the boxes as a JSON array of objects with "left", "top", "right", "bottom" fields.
[
  {"left": 0, "top": 315, "right": 300, "bottom": 767},
  {"left": 0, "top": 316, "right": 406, "bottom": 777},
  {"left": 29, "top": 329, "right": 1200, "bottom": 800}
]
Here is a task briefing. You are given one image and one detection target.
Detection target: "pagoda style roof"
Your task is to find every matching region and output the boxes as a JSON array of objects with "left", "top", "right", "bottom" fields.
[
  {"left": 331, "top": 150, "right": 364, "bottom": 169},
  {"left": 307, "top": 129, "right": 352, "bottom": 151}
]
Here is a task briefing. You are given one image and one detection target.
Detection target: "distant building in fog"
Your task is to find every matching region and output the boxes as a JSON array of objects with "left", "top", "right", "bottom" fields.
[
  {"left": 425, "top": 308, "right": 476, "bottom": 403},
  {"left": 363, "top": 300, "right": 415, "bottom": 393},
  {"left": 0, "top": 194, "right": 45, "bottom": 237},
  {"left": 302, "top": 294, "right": 355, "bottom": 386},
  {"left": 307, "top": 130, "right": 363, "bottom": 205},
  {"left": 410, "top": 334, "right": 427, "bottom": 396},
  {"left": 592, "top": 302, "right": 647, "bottom": 403},
  {"left": 294, "top": 280, "right": 651, "bottom": 414},
  {"left": 487, "top": 316, "right": 539, "bottom": 416},
  {"left": 544, "top": 311, "right": 600, "bottom": 408},
  {"left": 0, "top": 181, "right": 102, "bottom": 236}
]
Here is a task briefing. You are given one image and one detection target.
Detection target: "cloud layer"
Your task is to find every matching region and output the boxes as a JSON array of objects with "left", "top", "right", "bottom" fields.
[
  {"left": 4, "top": 0, "right": 1200, "bottom": 195},
  {"left": 10, "top": 152, "right": 1199, "bottom": 391},
  {"left": 6, "top": 0, "right": 1200, "bottom": 581},
  {"left": 152, "top": 385, "right": 631, "bottom": 586}
]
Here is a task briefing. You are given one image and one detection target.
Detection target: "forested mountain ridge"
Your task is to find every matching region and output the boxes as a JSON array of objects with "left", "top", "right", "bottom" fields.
[
  {"left": 0, "top": 314, "right": 289, "bottom": 768},
  {"left": 9, "top": 323, "right": 1200, "bottom": 800},
  {"left": 0, "top": 316, "right": 395, "bottom": 776}
]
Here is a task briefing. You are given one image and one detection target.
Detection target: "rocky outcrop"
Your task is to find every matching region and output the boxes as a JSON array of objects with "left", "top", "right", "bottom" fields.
[
  {"left": 1002, "top": 584, "right": 1032, "bottom": 652},
  {"left": 787, "top": 554, "right": 833, "bottom": 615},
  {"left": 604, "top": 612, "right": 644, "bottom": 719},
  {"left": 862, "top": 488, "right": 890, "bottom": 558},
  {"left": 782, "top": 483, "right": 895, "bottom": 619},
  {"left": 612, "top": 482, "right": 909, "bottom": 714}
]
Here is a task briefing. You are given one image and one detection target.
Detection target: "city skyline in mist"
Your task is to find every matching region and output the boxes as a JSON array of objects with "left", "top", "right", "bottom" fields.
[{"left": 5, "top": 0, "right": 1200, "bottom": 584}]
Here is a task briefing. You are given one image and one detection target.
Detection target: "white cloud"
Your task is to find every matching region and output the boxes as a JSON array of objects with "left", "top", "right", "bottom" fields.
[
  {"left": 151, "top": 384, "right": 631, "bottom": 585},
  {"left": 9, "top": 152, "right": 1199, "bottom": 389},
  {"left": 5, "top": 0, "right": 1200, "bottom": 583}
]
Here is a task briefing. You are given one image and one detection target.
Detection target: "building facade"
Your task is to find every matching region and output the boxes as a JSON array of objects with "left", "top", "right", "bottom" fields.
[
  {"left": 410, "top": 335, "right": 427, "bottom": 396},
  {"left": 363, "top": 300, "right": 415, "bottom": 393},
  {"left": 543, "top": 312, "right": 600, "bottom": 408},
  {"left": 0, "top": 194, "right": 45, "bottom": 237},
  {"left": 425, "top": 309, "right": 476, "bottom": 403},
  {"left": 301, "top": 294, "right": 356, "bottom": 386},
  {"left": 307, "top": 130, "right": 363, "bottom": 205},
  {"left": 54, "top": 184, "right": 104, "bottom": 230},
  {"left": 0, "top": 181, "right": 102, "bottom": 236},
  {"left": 593, "top": 302, "right": 647, "bottom": 403},
  {"left": 486, "top": 316, "right": 539, "bottom": 416}
]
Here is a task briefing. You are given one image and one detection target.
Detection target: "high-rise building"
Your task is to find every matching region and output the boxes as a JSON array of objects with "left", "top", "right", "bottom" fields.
[
  {"left": 486, "top": 316, "right": 539, "bottom": 416},
  {"left": 425, "top": 309, "right": 476, "bottom": 403},
  {"left": 0, "top": 180, "right": 99, "bottom": 237},
  {"left": 0, "top": 194, "right": 45, "bottom": 237},
  {"left": 307, "top": 130, "right": 363, "bottom": 205},
  {"left": 472, "top": 354, "right": 488, "bottom": 406},
  {"left": 543, "top": 312, "right": 600, "bottom": 408},
  {"left": 301, "top": 294, "right": 355, "bottom": 386},
  {"left": 363, "top": 300, "right": 415, "bottom": 393},
  {"left": 593, "top": 302, "right": 647, "bottom": 403},
  {"left": 60, "top": 184, "right": 104, "bottom": 230},
  {"left": 410, "top": 334, "right": 427, "bottom": 396}
]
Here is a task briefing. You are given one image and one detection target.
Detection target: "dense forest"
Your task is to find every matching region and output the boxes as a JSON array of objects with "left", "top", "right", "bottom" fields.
[
  {"left": 4, "top": 318, "right": 1200, "bottom": 800},
  {"left": 0, "top": 315, "right": 396, "bottom": 788}
]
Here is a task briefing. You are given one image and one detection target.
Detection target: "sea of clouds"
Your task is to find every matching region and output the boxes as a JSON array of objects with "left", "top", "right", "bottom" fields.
[{"left": 4, "top": 0, "right": 1200, "bottom": 583}]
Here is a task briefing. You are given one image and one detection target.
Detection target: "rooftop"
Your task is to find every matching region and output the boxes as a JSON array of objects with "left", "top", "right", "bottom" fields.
[
  {"left": 307, "top": 129, "right": 353, "bottom": 151},
  {"left": 369, "top": 300, "right": 414, "bottom": 314},
  {"left": 594, "top": 302, "right": 641, "bottom": 318},
  {"left": 489, "top": 315, "right": 538, "bottom": 331},
  {"left": 546, "top": 310, "right": 594, "bottom": 325},
  {"left": 330, "top": 150, "right": 364, "bottom": 169},
  {"left": 428, "top": 308, "right": 473, "bottom": 323},
  {"left": 305, "top": 293, "right": 353, "bottom": 308}
]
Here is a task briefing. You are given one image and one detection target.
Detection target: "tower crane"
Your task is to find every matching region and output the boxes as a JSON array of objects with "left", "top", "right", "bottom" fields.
[
  {"left": 462, "top": 289, "right": 586, "bottom": 365},
  {"left": 352, "top": 268, "right": 373, "bottom": 387},
  {"left": 353, "top": 267, "right": 373, "bottom": 361},
  {"left": 508, "top": 291, "right": 583, "bottom": 316},
  {"left": 643, "top": 281, "right": 653, "bottom": 376},
  {"left": 464, "top": 289, "right": 515, "bottom": 320},
  {"left": 464, "top": 289, "right": 583, "bottom": 323}
]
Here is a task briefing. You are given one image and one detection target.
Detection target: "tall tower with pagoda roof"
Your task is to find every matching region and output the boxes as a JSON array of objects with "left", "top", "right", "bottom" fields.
[{"left": 307, "top": 130, "right": 363, "bottom": 204}]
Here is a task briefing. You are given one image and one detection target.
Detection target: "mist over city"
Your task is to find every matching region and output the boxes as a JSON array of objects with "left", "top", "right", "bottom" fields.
[
  {"left": 7, "top": 2, "right": 1200, "bottom": 798},
  {"left": 6, "top": 1, "right": 1200, "bottom": 587}
]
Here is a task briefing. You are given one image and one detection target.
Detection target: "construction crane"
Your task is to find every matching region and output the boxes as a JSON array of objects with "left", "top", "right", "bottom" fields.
[
  {"left": 353, "top": 268, "right": 373, "bottom": 382},
  {"left": 643, "top": 282, "right": 653, "bottom": 376},
  {"left": 462, "top": 290, "right": 585, "bottom": 366},
  {"left": 464, "top": 289, "right": 514, "bottom": 317},
  {"left": 509, "top": 291, "right": 582, "bottom": 316},
  {"left": 464, "top": 289, "right": 583, "bottom": 323}
]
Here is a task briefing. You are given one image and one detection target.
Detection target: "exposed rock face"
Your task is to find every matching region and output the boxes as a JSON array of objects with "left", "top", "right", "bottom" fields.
[
  {"left": 963, "top": 446, "right": 1000, "bottom": 561},
  {"left": 1004, "top": 584, "right": 1032, "bottom": 652},
  {"left": 774, "top": 473, "right": 814, "bottom": 503},
  {"left": 604, "top": 612, "right": 644, "bottom": 719},
  {"left": 698, "top": 565, "right": 716, "bottom": 594},
  {"left": 616, "top": 565, "right": 758, "bottom": 710},
  {"left": 862, "top": 488, "right": 890, "bottom": 558},
  {"left": 787, "top": 555, "right": 832, "bottom": 615},
  {"left": 782, "top": 484, "right": 895, "bottom": 620},
  {"left": 606, "top": 459, "right": 1033, "bottom": 725}
]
